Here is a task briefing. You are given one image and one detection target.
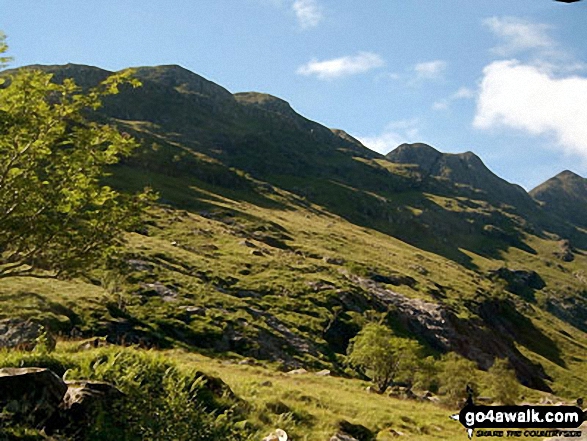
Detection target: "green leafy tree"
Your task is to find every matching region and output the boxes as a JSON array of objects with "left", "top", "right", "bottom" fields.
[
  {"left": 347, "top": 322, "right": 422, "bottom": 393},
  {"left": 437, "top": 352, "right": 479, "bottom": 407},
  {"left": 488, "top": 358, "right": 520, "bottom": 405},
  {"left": 0, "top": 36, "right": 153, "bottom": 278}
]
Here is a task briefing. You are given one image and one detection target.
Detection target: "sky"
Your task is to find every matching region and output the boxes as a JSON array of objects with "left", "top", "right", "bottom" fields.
[{"left": 1, "top": 0, "right": 587, "bottom": 190}]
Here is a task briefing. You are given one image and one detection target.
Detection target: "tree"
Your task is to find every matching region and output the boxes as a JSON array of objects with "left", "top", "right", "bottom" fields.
[
  {"left": 0, "top": 35, "right": 153, "bottom": 278},
  {"left": 347, "top": 323, "right": 422, "bottom": 393},
  {"left": 437, "top": 352, "right": 479, "bottom": 407},
  {"left": 488, "top": 358, "right": 520, "bottom": 405}
]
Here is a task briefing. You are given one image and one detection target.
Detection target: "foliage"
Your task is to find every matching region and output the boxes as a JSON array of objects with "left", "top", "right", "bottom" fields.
[
  {"left": 0, "top": 347, "right": 246, "bottom": 441},
  {"left": 437, "top": 352, "right": 478, "bottom": 407},
  {"left": 487, "top": 358, "right": 520, "bottom": 405},
  {"left": 0, "top": 41, "right": 153, "bottom": 279},
  {"left": 347, "top": 323, "right": 422, "bottom": 393}
]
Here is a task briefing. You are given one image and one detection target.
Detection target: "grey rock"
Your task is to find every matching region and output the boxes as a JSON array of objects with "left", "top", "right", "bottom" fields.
[
  {"left": 0, "top": 367, "right": 67, "bottom": 428},
  {"left": 0, "top": 318, "right": 55, "bottom": 351}
]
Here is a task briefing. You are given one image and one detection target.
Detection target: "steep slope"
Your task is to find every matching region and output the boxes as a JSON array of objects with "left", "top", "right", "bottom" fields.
[
  {"left": 386, "top": 143, "right": 533, "bottom": 209},
  {"left": 530, "top": 170, "right": 587, "bottom": 230},
  {"left": 2, "top": 63, "right": 587, "bottom": 401}
]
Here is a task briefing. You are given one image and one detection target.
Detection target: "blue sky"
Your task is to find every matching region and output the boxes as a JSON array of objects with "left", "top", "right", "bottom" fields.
[{"left": 1, "top": 0, "right": 586, "bottom": 189}]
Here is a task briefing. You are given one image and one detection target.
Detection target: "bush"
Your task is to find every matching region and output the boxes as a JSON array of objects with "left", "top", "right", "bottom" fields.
[
  {"left": 487, "top": 358, "right": 520, "bottom": 405},
  {"left": 347, "top": 323, "right": 422, "bottom": 393},
  {"left": 0, "top": 347, "right": 247, "bottom": 440},
  {"left": 437, "top": 352, "right": 478, "bottom": 407}
]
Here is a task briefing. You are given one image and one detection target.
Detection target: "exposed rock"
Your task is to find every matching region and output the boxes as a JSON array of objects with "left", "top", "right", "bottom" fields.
[
  {"left": 286, "top": 368, "right": 308, "bottom": 375},
  {"left": 370, "top": 272, "right": 416, "bottom": 288},
  {"left": 350, "top": 276, "right": 552, "bottom": 392},
  {"left": 77, "top": 337, "right": 109, "bottom": 350},
  {"left": 126, "top": 258, "right": 155, "bottom": 272},
  {"left": 46, "top": 380, "right": 124, "bottom": 437},
  {"left": 324, "top": 256, "right": 345, "bottom": 265},
  {"left": 0, "top": 367, "right": 67, "bottom": 428},
  {"left": 139, "top": 282, "right": 178, "bottom": 302},
  {"left": 239, "top": 239, "right": 256, "bottom": 248},
  {"left": 332, "top": 420, "right": 374, "bottom": 441},
  {"left": 315, "top": 369, "right": 331, "bottom": 376},
  {"left": 308, "top": 280, "right": 337, "bottom": 292},
  {"left": 262, "top": 428, "right": 288, "bottom": 441},
  {"left": 0, "top": 318, "right": 55, "bottom": 351},
  {"left": 554, "top": 239, "right": 575, "bottom": 262},
  {"left": 488, "top": 267, "right": 545, "bottom": 297},
  {"left": 323, "top": 312, "right": 361, "bottom": 354}
]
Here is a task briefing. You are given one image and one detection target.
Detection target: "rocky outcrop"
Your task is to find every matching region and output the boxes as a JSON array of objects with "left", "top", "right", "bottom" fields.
[
  {"left": 0, "top": 367, "right": 124, "bottom": 437},
  {"left": 0, "top": 368, "right": 67, "bottom": 428},
  {"left": 488, "top": 267, "right": 546, "bottom": 297},
  {"left": 345, "top": 276, "right": 552, "bottom": 391},
  {"left": 330, "top": 420, "right": 374, "bottom": 441},
  {"left": 0, "top": 319, "right": 56, "bottom": 351},
  {"left": 47, "top": 380, "right": 125, "bottom": 438}
]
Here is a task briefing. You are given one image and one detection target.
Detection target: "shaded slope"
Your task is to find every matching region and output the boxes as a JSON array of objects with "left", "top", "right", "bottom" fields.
[
  {"left": 386, "top": 143, "right": 533, "bottom": 209},
  {"left": 530, "top": 170, "right": 587, "bottom": 230}
]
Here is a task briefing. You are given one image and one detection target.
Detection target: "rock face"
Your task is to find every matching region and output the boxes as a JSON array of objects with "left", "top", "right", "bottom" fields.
[
  {"left": 343, "top": 276, "right": 552, "bottom": 391},
  {"left": 0, "top": 318, "right": 55, "bottom": 351},
  {"left": 488, "top": 267, "right": 546, "bottom": 297},
  {"left": 0, "top": 368, "right": 68, "bottom": 428}
]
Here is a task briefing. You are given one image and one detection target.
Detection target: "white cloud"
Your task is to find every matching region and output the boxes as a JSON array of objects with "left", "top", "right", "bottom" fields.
[
  {"left": 292, "top": 0, "right": 323, "bottom": 29},
  {"left": 414, "top": 60, "right": 447, "bottom": 80},
  {"left": 297, "top": 52, "right": 384, "bottom": 80},
  {"left": 433, "top": 87, "right": 476, "bottom": 111},
  {"left": 358, "top": 119, "right": 421, "bottom": 154},
  {"left": 483, "top": 16, "right": 556, "bottom": 56},
  {"left": 474, "top": 60, "right": 587, "bottom": 158}
]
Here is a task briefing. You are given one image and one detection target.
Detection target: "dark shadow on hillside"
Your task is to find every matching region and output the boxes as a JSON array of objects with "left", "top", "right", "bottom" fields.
[
  {"left": 477, "top": 299, "right": 566, "bottom": 368},
  {"left": 0, "top": 292, "right": 82, "bottom": 333}
]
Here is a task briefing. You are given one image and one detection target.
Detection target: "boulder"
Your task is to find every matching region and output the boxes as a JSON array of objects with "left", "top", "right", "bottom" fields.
[
  {"left": 263, "top": 428, "right": 288, "bottom": 441},
  {"left": 488, "top": 267, "right": 545, "bottom": 296},
  {"left": 333, "top": 420, "right": 374, "bottom": 441},
  {"left": 0, "top": 367, "right": 67, "bottom": 428},
  {"left": 0, "top": 318, "right": 55, "bottom": 351},
  {"left": 46, "top": 380, "right": 125, "bottom": 436}
]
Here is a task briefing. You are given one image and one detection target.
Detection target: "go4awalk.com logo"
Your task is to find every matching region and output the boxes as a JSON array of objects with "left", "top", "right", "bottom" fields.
[{"left": 450, "top": 402, "right": 586, "bottom": 439}]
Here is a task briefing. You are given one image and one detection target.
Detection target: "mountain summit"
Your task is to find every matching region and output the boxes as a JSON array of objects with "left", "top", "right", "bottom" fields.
[
  {"left": 386, "top": 143, "right": 532, "bottom": 208},
  {"left": 530, "top": 170, "right": 587, "bottom": 229}
]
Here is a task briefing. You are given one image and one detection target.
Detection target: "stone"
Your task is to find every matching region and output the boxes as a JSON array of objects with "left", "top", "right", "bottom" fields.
[
  {"left": 315, "top": 369, "right": 331, "bottom": 376},
  {"left": 0, "top": 318, "right": 55, "bottom": 352},
  {"left": 263, "top": 428, "right": 288, "bottom": 441},
  {"left": 286, "top": 368, "right": 308, "bottom": 375},
  {"left": 46, "top": 380, "right": 125, "bottom": 436},
  {"left": 334, "top": 419, "right": 374, "bottom": 441},
  {"left": 0, "top": 367, "right": 67, "bottom": 428}
]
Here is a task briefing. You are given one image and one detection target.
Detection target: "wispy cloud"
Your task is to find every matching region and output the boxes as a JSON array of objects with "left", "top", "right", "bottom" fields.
[
  {"left": 414, "top": 60, "right": 447, "bottom": 81},
  {"left": 297, "top": 52, "right": 384, "bottom": 80},
  {"left": 433, "top": 87, "right": 475, "bottom": 111},
  {"left": 474, "top": 60, "right": 587, "bottom": 158},
  {"left": 358, "top": 119, "right": 421, "bottom": 154},
  {"left": 292, "top": 0, "right": 323, "bottom": 29},
  {"left": 483, "top": 16, "right": 556, "bottom": 56}
]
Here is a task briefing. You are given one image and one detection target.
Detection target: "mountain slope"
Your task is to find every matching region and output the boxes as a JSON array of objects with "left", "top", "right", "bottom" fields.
[
  {"left": 386, "top": 143, "right": 533, "bottom": 209},
  {"left": 1, "top": 63, "right": 587, "bottom": 403},
  {"left": 531, "top": 170, "right": 587, "bottom": 230}
]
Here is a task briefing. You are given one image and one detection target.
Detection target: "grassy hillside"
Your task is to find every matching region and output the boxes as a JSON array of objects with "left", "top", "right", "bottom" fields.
[{"left": 1, "top": 63, "right": 587, "bottom": 439}]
